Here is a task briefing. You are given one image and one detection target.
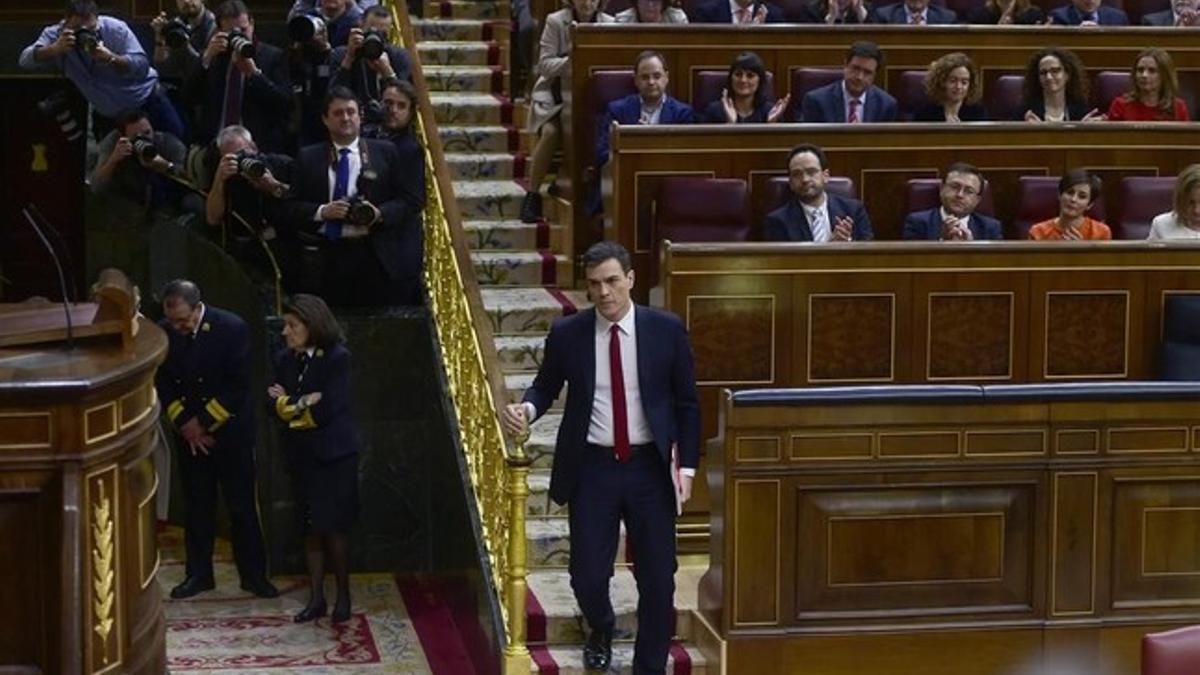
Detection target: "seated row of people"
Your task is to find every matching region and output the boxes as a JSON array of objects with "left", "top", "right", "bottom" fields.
[{"left": 763, "top": 144, "right": 1200, "bottom": 241}]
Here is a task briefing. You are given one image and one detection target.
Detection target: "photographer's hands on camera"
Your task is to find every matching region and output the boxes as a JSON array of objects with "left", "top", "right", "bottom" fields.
[
  {"left": 340, "top": 28, "right": 394, "bottom": 78},
  {"left": 318, "top": 197, "right": 381, "bottom": 232},
  {"left": 41, "top": 26, "right": 124, "bottom": 69},
  {"left": 215, "top": 153, "right": 287, "bottom": 198},
  {"left": 202, "top": 30, "right": 259, "bottom": 77},
  {"left": 100, "top": 136, "right": 174, "bottom": 176}
]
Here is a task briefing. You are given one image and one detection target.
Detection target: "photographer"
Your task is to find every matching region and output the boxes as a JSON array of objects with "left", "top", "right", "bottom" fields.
[
  {"left": 193, "top": 0, "right": 292, "bottom": 152},
  {"left": 329, "top": 5, "right": 412, "bottom": 118},
  {"left": 288, "top": 20, "right": 335, "bottom": 147},
  {"left": 289, "top": 0, "right": 362, "bottom": 48},
  {"left": 363, "top": 78, "right": 424, "bottom": 212},
  {"left": 151, "top": 0, "right": 216, "bottom": 81},
  {"left": 280, "top": 87, "right": 424, "bottom": 306},
  {"left": 19, "top": 0, "right": 185, "bottom": 140},
  {"left": 91, "top": 109, "right": 187, "bottom": 207}
]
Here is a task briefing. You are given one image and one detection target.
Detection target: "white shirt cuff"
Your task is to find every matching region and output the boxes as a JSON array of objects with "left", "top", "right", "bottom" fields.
[
  {"left": 679, "top": 468, "right": 695, "bottom": 477},
  {"left": 522, "top": 401, "right": 537, "bottom": 424}
]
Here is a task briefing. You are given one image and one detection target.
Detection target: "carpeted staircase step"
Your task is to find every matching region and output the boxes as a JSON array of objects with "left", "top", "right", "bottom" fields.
[
  {"left": 440, "top": 124, "right": 528, "bottom": 154},
  {"left": 448, "top": 152, "right": 527, "bottom": 180},
  {"left": 417, "top": 39, "right": 504, "bottom": 67},
  {"left": 425, "top": 0, "right": 508, "bottom": 19},
  {"left": 471, "top": 250, "right": 572, "bottom": 286},
  {"left": 526, "top": 518, "right": 630, "bottom": 570},
  {"left": 413, "top": 18, "right": 510, "bottom": 42},
  {"left": 431, "top": 93, "right": 522, "bottom": 126},
  {"left": 424, "top": 65, "right": 509, "bottom": 94},
  {"left": 526, "top": 413, "right": 560, "bottom": 470},
  {"left": 530, "top": 642, "right": 707, "bottom": 674},
  {"left": 454, "top": 180, "right": 528, "bottom": 220},
  {"left": 496, "top": 334, "right": 545, "bottom": 370},
  {"left": 464, "top": 219, "right": 561, "bottom": 249},
  {"left": 526, "top": 469, "right": 568, "bottom": 517},
  {"left": 481, "top": 287, "right": 587, "bottom": 334}
]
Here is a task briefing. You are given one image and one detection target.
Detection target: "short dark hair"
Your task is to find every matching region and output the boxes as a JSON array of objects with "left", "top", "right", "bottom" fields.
[
  {"left": 381, "top": 77, "right": 417, "bottom": 105},
  {"left": 115, "top": 108, "right": 149, "bottom": 136},
  {"left": 846, "top": 41, "right": 883, "bottom": 68},
  {"left": 944, "top": 161, "right": 986, "bottom": 189},
  {"left": 583, "top": 241, "right": 632, "bottom": 273},
  {"left": 1059, "top": 169, "right": 1102, "bottom": 204},
  {"left": 323, "top": 85, "right": 359, "bottom": 116},
  {"left": 65, "top": 0, "right": 98, "bottom": 17},
  {"left": 363, "top": 5, "right": 391, "bottom": 21},
  {"left": 787, "top": 143, "right": 827, "bottom": 170},
  {"left": 214, "top": 0, "right": 251, "bottom": 22},
  {"left": 282, "top": 294, "right": 344, "bottom": 348},
  {"left": 161, "top": 279, "right": 202, "bottom": 308},
  {"left": 634, "top": 50, "right": 666, "bottom": 71}
]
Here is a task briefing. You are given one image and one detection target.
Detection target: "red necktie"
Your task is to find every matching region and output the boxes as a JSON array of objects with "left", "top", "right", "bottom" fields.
[
  {"left": 848, "top": 98, "right": 860, "bottom": 123},
  {"left": 609, "top": 325, "right": 631, "bottom": 463},
  {"left": 735, "top": 6, "right": 750, "bottom": 22},
  {"left": 222, "top": 61, "right": 244, "bottom": 128}
]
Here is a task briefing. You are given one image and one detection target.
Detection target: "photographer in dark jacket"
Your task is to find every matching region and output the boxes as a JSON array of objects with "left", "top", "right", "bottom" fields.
[
  {"left": 151, "top": 0, "right": 215, "bottom": 81},
  {"left": 329, "top": 6, "right": 412, "bottom": 125},
  {"left": 91, "top": 108, "right": 187, "bottom": 207},
  {"left": 363, "top": 78, "right": 424, "bottom": 216}
]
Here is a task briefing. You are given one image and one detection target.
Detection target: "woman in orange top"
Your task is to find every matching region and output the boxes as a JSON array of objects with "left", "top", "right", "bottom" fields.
[{"left": 1027, "top": 170, "right": 1113, "bottom": 240}]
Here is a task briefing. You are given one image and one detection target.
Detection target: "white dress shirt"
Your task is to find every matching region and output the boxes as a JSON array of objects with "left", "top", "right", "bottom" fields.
[
  {"left": 588, "top": 306, "right": 653, "bottom": 447},
  {"left": 317, "top": 137, "right": 370, "bottom": 236},
  {"left": 729, "top": 0, "right": 755, "bottom": 22},
  {"left": 801, "top": 195, "right": 832, "bottom": 242}
]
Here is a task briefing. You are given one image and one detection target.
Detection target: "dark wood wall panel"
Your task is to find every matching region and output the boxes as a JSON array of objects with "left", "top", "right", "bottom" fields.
[
  {"left": 1051, "top": 472, "right": 1097, "bottom": 616},
  {"left": 734, "top": 479, "right": 780, "bottom": 626},
  {"left": 1110, "top": 473, "right": 1200, "bottom": 610}
]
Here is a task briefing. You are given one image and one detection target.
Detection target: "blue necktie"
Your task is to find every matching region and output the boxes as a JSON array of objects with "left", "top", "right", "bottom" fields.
[{"left": 326, "top": 147, "right": 351, "bottom": 241}]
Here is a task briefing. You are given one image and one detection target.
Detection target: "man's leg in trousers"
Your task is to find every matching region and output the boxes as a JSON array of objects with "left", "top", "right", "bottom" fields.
[
  {"left": 213, "top": 442, "right": 268, "bottom": 581},
  {"left": 622, "top": 451, "right": 677, "bottom": 674},
  {"left": 567, "top": 449, "right": 623, "bottom": 634},
  {"left": 177, "top": 445, "right": 218, "bottom": 581}
]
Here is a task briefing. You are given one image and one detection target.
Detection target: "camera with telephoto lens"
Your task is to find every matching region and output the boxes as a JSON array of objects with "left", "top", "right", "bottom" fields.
[
  {"left": 73, "top": 26, "right": 100, "bottom": 54},
  {"left": 37, "top": 90, "right": 83, "bottom": 142},
  {"left": 131, "top": 135, "right": 158, "bottom": 162},
  {"left": 288, "top": 14, "right": 326, "bottom": 43},
  {"left": 345, "top": 194, "right": 377, "bottom": 226},
  {"left": 360, "top": 99, "right": 384, "bottom": 125},
  {"left": 226, "top": 29, "right": 255, "bottom": 58},
  {"left": 162, "top": 17, "right": 192, "bottom": 49},
  {"left": 233, "top": 149, "right": 267, "bottom": 179},
  {"left": 359, "top": 28, "right": 386, "bottom": 60}
]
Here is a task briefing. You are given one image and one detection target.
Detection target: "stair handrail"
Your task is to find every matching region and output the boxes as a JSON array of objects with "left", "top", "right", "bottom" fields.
[{"left": 385, "top": 2, "right": 532, "bottom": 672}]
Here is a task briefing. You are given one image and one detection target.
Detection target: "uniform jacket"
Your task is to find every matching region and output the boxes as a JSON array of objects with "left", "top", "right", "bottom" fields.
[{"left": 270, "top": 343, "right": 360, "bottom": 463}]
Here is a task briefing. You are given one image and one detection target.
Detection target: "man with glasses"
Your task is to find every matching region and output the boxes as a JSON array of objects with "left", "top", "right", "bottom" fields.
[
  {"left": 903, "top": 162, "right": 1003, "bottom": 240},
  {"left": 798, "top": 41, "right": 898, "bottom": 123}
]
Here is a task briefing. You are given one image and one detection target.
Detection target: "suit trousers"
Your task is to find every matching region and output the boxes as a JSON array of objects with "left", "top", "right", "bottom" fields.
[
  {"left": 568, "top": 443, "right": 676, "bottom": 674},
  {"left": 175, "top": 437, "right": 268, "bottom": 583}
]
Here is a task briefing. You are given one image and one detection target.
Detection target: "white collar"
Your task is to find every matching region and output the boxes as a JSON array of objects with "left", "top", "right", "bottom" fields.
[
  {"left": 841, "top": 81, "right": 867, "bottom": 106},
  {"left": 596, "top": 304, "right": 636, "bottom": 336},
  {"left": 332, "top": 137, "right": 360, "bottom": 154},
  {"left": 190, "top": 303, "right": 207, "bottom": 337},
  {"left": 800, "top": 193, "right": 828, "bottom": 216}
]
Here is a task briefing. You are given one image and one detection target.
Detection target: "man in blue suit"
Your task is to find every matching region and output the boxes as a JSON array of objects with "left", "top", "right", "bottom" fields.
[
  {"left": 869, "top": 0, "right": 957, "bottom": 23},
  {"left": 765, "top": 143, "right": 873, "bottom": 241},
  {"left": 1049, "top": 0, "right": 1130, "bottom": 24},
  {"left": 595, "top": 50, "right": 694, "bottom": 169},
  {"left": 903, "top": 162, "right": 1003, "bottom": 240},
  {"left": 691, "top": 0, "right": 785, "bottom": 23},
  {"left": 798, "top": 41, "right": 898, "bottom": 123},
  {"left": 502, "top": 241, "right": 700, "bottom": 674}
]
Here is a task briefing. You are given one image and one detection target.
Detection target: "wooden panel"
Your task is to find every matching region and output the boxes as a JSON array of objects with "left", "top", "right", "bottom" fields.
[
  {"left": 0, "top": 491, "right": 46, "bottom": 666},
  {"left": 928, "top": 293, "right": 1012, "bottom": 380},
  {"left": 1045, "top": 292, "right": 1128, "bottom": 378},
  {"left": 736, "top": 436, "right": 781, "bottom": 463},
  {"left": 0, "top": 412, "right": 51, "bottom": 450},
  {"left": 119, "top": 384, "right": 154, "bottom": 430},
  {"left": 827, "top": 514, "right": 1005, "bottom": 585},
  {"left": 1110, "top": 475, "right": 1200, "bottom": 609},
  {"left": 790, "top": 433, "right": 872, "bottom": 462},
  {"left": 965, "top": 430, "right": 1046, "bottom": 457},
  {"left": 84, "top": 464, "right": 122, "bottom": 673},
  {"left": 1051, "top": 473, "right": 1097, "bottom": 616},
  {"left": 1056, "top": 429, "right": 1100, "bottom": 455},
  {"left": 808, "top": 295, "right": 893, "bottom": 382},
  {"left": 878, "top": 432, "right": 959, "bottom": 458},
  {"left": 687, "top": 295, "right": 774, "bottom": 384},
  {"left": 1108, "top": 427, "right": 1189, "bottom": 454},
  {"left": 734, "top": 480, "right": 780, "bottom": 625},
  {"left": 84, "top": 401, "right": 118, "bottom": 445}
]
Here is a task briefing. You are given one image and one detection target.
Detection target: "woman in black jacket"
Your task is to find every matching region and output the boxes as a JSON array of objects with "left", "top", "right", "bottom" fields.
[
  {"left": 700, "top": 51, "right": 790, "bottom": 124},
  {"left": 1020, "top": 47, "right": 1102, "bottom": 122}
]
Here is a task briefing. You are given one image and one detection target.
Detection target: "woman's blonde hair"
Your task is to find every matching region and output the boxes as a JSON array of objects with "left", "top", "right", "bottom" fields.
[
  {"left": 924, "top": 52, "right": 982, "bottom": 105},
  {"left": 1173, "top": 164, "right": 1200, "bottom": 224}
]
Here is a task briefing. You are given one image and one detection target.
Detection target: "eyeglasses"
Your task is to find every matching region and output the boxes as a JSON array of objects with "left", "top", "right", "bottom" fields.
[
  {"left": 1039, "top": 66, "right": 1065, "bottom": 77},
  {"left": 945, "top": 182, "right": 980, "bottom": 197}
]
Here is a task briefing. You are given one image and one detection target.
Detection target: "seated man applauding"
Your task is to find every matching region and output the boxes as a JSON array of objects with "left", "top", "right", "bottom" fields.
[
  {"left": 764, "top": 143, "right": 873, "bottom": 242},
  {"left": 903, "top": 163, "right": 1003, "bottom": 241}
]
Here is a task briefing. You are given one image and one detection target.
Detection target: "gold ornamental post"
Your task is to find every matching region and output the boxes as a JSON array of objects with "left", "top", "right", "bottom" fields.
[{"left": 503, "top": 430, "right": 532, "bottom": 671}]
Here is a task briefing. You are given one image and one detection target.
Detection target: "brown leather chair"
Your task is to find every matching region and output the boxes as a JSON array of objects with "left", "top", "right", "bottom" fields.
[
  {"left": 1117, "top": 175, "right": 1174, "bottom": 239},
  {"left": 895, "top": 70, "right": 930, "bottom": 121},
  {"left": 1012, "top": 175, "right": 1107, "bottom": 239},
  {"left": 655, "top": 177, "right": 751, "bottom": 244},
  {"left": 985, "top": 74, "right": 1026, "bottom": 121},
  {"left": 692, "top": 69, "right": 777, "bottom": 115},
  {"left": 905, "top": 178, "right": 996, "bottom": 217},
  {"left": 1142, "top": 625, "right": 1200, "bottom": 675},
  {"left": 1093, "top": 71, "right": 1132, "bottom": 113},
  {"left": 758, "top": 176, "right": 857, "bottom": 231}
]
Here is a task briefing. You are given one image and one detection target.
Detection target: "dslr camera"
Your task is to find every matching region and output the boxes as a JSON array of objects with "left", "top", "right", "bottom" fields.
[
  {"left": 233, "top": 149, "right": 267, "bottom": 179},
  {"left": 131, "top": 135, "right": 158, "bottom": 162},
  {"left": 288, "top": 13, "right": 326, "bottom": 43},
  {"left": 226, "top": 29, "right": 256, "bottom": 58},
  {"left": 345, "top": 194, "right": 377, "bottom": 226},
  {"left": 37, "top": 90, "right": 83, "bottom": 142},
  {"left": 162, "top": 17, "right": 192, "bottom": 49},
  {"left": 73, "top": 26, "right": 100, "bottom": 54},
  {"left": 359, "top": 28, "right": 386, "bottom": 61}
]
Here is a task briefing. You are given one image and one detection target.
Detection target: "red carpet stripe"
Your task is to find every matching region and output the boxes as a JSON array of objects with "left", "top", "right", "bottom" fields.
[
  {"left": 490, "top": 66, "right": 504, "bottom": 95},
  {"left": 512, "top": 152, "right": 527, "bottom": 178},
  {"left": 530, "top": 645, "right": 559, "bottom": 674},
  {"left": 546, "top": 287, "right": 578, "bottom": 315},
  {"left": 481, "top": 22, "right": 494, "bottom": 40},
  {"left": 536, "top": 220, "right": 549, "bottom": 249},
  {"left": 487, "top": 41, "right": 500, "bottom": 66},
  {"left": 670, "top": 640, "right": 693, "bottom": 674},
  {"left": 526, "top": 587, "right": 547, "bottom": 643},
  {"left": 494, "top": 95, "right": 514, "bottom": 125},
  {"left": 396, "top": 575, "right": 477, "bottom": 674},
  {"left": 438, "top": 0, "right": 452, "bottom": 17},
  {"left": 538, "top": 249, "right": 558, "bottom": 285},
  {"left": 507, "top": 126, "right": 520, "bottom": 153}
]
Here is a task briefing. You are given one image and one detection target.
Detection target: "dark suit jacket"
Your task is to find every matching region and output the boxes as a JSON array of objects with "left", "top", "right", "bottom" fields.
[
  {"left": 279, "top": 137, "right": 426, "bottom": 284},
  {"left": 691, "top": 0, "right": 786, "bottom": 22},
  {"left": 792, "top": 0, "right": 871, "bottom": 22},
  {"left": 524, "top": 306, "right": 701, "bottom": 505},
  {"left": 799, "top": 81, "right": 898, "bottom": 122},
  {"left": 328, "top": 43, "right": 413, "bottom": 99},
  {"left": 596, "top": 93, "right": 694, "bottom": 166},
  {"left": 869, "top": 2, "right": 957, "bottom": 23},
  {"left": 193, "top": 41, "right": 293, "bottom": 152},
  {"left": 1141, "top": 9, "right": 1174, "bottom": 24},
  {"left": 1049, "top": 4, "right": 1129, "bottom": 24},
  {"left": 764, "top": 193, "right": 874, "bottom": 241},
  {"left": 902, "top": 207, "right": 1003, "bottom": 240},
  {"left": 965, "top": 4, "right": 1043, "bottom": 23},
  {"left": 156, "top": 305, "right": 254, "bottom": 447},
  {"left": 270, "top": 343, "right": 360, "bottom": 463},
  {"left": 913, "top": 102, "right": 988, "bottom": 121}
]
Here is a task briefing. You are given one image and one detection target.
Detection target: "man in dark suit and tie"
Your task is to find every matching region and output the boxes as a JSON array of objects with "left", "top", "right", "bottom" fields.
[
  {"left": 1049, "top": 0, "right": 1130, "bottom": 24},
  {"left": 903, "top": 162, "right": 1003, "bottom": 240},
  {"left": 278, "top": 85, "right": 425, "bottom": 306},
  {"left": 798, "top": 41, "right": 898, "bottom": 123},
  {"left": 192, "top": 0, "right": 292, "bottom": 151},
  {"left": 596, "top": 51, "right": 694, "bottom": 168},
  {"left": 502, "top": 241, "right": 700, "bottom": 674},
  {"left": 691, "top": 0, "right": 785, "bottom": 23},
  {"left": 156, "top": 279, "right": 277, "bottom": 600},
  {"left": 764, "top": 143, "right": 874, "bottom": 242},
  {"left": 1141, "top": 0, "right": 1197, "bottom": 24},
  {"left": 869, "top": 0, "right": 957, "bottom": 22}
]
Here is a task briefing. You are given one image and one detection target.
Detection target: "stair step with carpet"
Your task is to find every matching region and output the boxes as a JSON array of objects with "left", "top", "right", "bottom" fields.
[
  {"left": 448, "top": 153, "right": 527, "bottom": 181},
  {"left": 526, "top": 413, "right": 561, "bottom": 471},
  {"left": 424, "top": 65, "right": 508, "bottom": 94},
  {"left": 526, "top": 469, "right": 569, "bottom": 517},
  {"left": 530, "top": 642, "right": 708, "bottom": 674},
  {"left": 481, "top": 287, "right": 586, "bottom": 335},
  {"left": 495, "top": 334, "right": 546, "bottom": 369},
  {"left": 471, "top": 251, "right": 571, "bottom": 286},
  {"left": 526, "top": 518, "right": 631, "bottom": 570},
  {"left": 413, "top": 18, "right": 510, "bottom": 42},
  {"left": 425, "top": 0, "right": 508, "bottom": 19},
  {"left": 417, "top": 39, "right": 504, "bottom": 67},
  {"left": 439, "top": 124, "right": 528, "bottom": 154},
  {"left": 431, "top": 93, "right": 522, "bottom": 126},
  {"left": 454, "top": 179, "right": 528, "bottom": 219},
  {"left": 464, "top": 219, "right": 563, "bottom": 250}
]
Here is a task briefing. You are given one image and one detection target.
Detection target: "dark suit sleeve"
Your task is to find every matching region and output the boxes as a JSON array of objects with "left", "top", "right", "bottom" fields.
[
  {"left": 329, "top": 46, "right": 353, "bottom": 90},
  {"left": 196, "top": 316, "right": 251, "bottom": 433},
  {"left": 245, "top": 47, "right": 293, "bottom": 117},
  {"left": 1048, "top": 7, "right": 1071, "bottom": 24},
  {"left": 677, "top": 103, "right": 695, "bottom": 123},
  {"left": 276, "top": 148, "right": 325, "bottom": 235},
  {"left": 902, "top": 213, "right": 925, "bottom": 240},
  {"left": 799, "top": 92, "right": 822, "bottom": 122},
  {"left": 879, "top": 93, "right": 899, "bottom": 121},
  {"left": 691, "top": 0, "right": 718, "bottom": 22},
  {"left": 980, "top": 215, "right": 1004, "bottom": 240},
  {"left": 764, "top": 3, "right": 786, "bottom": 22},
  {"left": 309, "top": 348, "right": 352, "bottom": 428},
  {"left": 763, "top": 210, "right": 788, "bottom": 241},
  {"left": 669, "top": 318, "right": 701, "bottom": 469},
  {"left": 523, "top": 323, "right": 568, "bottom": 419},
  {"left": 155, "top": 333, "right": 187, "bottom": 428},
  {"left": 388, "top": 46, "right": 412, "bottom": 82},
  {"left": 851, "top": 200, "right": 874, "bottom": 240},
  {"left": 371, "top": 141, "right": 424, "bottom": 231},
  {"left": 596, "top": 102, "right": 617, "bottom": 167}
]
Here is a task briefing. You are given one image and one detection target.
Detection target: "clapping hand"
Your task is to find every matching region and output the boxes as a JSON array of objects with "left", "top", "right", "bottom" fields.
[
  {"left": 1081, "top": 108, "right": 1105, "bottom": 121},
  {"left": 942, "top": 215, "right": 971, "bottom": 241},
  {"left": 720, "top": 88, "right": 738, "bottom": 124},
  {"left": 832, "top": 215, "right": 854, "bottom": 241},
  {"left": 751, "top": 3, "right": 769, "bottom": 22},
  {"left": 767, "top": 94, "right": 791, "bottom": 123}
]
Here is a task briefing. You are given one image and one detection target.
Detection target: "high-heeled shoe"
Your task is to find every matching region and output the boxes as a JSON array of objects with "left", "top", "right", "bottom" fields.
[
  {"left": 293, "top": 599, "right": 327, "bottom": 623},
  {"left": 331, "top": 598, "right": 352, "bottom": 624}
]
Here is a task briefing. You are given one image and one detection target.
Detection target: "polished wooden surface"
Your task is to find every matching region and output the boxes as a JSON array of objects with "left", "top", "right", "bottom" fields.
[
  {"left": 703, "top": 388, "right": 1200, "bottom": 674},
  {"left": 0, "top": 317, "right": 167, "bottom": 675}
]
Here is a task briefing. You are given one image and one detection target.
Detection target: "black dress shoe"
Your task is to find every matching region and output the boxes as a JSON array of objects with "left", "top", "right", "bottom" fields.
[
  {"left": 583, "top": 628, "right": 612, "bottom": 671},
  {"left": 240, "top": 577, "right": 279, "bottom": 598},
  {"left": 331, "top": 597, "right": 352, "bottom": 624},
  {"left": 293, "top": 599, "right": 327, "bottom": 623},
  {"left": 170, "top": 576, "right": 215, "bottom": 599},
  {"left": 519, "top": 191, "right": 543, "bottom": 223}
]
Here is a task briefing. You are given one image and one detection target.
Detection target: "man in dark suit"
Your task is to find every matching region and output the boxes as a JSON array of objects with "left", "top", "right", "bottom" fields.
[
  {"left": 1141, "top": 0, "right": 1197, "bottom": 24},
  {"left": 903, "top": 162, "right": 1003, "bottom": 240},
  {"left": 764, "top": 143, "right": 873, "bottom": 242},
  {"left": 329, "top": 5, "right": 412, "bottom": 121},
  {"left": 798, "top": 41, "right": 898, "bottom": 123},
  {"left": 502, "top": 241, "right": 700, "bottom": 675},
  {"left": 691, "top": 0, "right": 786, "bottom": 23},
  {"left": 192, "top": 0, "right": 292, "bottom": 151},
  {"left": 155, "top": 279, "right": 277, "bottom": 600},
  {"left": 278, "top": 85, "right": 425, "bottom": 306},
  {"left": 869, "top": 0, "right": 956, "bottom": 23},
  {"left": 596, "top": 50, "right": 694, "bottom": 168},
  {"left": 1049, "top": 0, "right": 1130, "bottom": 24}
]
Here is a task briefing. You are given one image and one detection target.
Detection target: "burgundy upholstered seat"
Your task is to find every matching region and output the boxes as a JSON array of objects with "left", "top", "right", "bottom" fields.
[
  {"left": 656, "top": 177, "right": 751, "bottom": 244},
  {"left": 905, "top": 178, "right": 996, "bottom": 217},
  {"left": 1117, "top": 176, "right": 1174, "bottom": 240},
  {"left": 1012, "top": 175, "right": 1107, "bottom": 239},
  {"left": 1142, "top": 625, "right": 1200, "bottom": 675}
]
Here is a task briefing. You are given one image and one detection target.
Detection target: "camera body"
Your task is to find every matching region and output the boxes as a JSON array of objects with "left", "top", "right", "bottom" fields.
[
  {"left": 131, "top": 135, "right": 159, "bottom": 162},
  {"left": 163, "top": 17, "right": 192, "bottom": 49},
  {"left": 37, "top": 90, "right": 83, "bottom": 142},
  {"left": 233, "top": 149, "right": 267, "bottom": 179},
  {"left": 227, "top": 29, "right": 256, "bottom": 59},
  {"left": 359, "top": 29, "right": 386, "bottom": 61},
  {"left": 288, "top": 14, "right": 326, "bottom": 44},
  {"left": 345, "top": 194, "right": 377, "bottom": 226},
  {"left": 73, "top": 26, "right": 100, "bottom": 54},
  {"left": 360, "top": 99, "right": 385, "bottom": 126}
]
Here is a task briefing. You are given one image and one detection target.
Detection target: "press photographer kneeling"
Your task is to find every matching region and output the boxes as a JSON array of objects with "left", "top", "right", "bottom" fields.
[{"left": 91, "top": 108, "right": 187, "bottom": 208}]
